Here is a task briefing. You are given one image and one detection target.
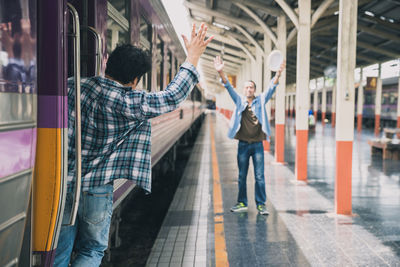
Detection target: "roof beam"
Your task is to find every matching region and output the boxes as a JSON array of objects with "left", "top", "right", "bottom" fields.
[
  {"left": 359, "top": 14, "right": 400, "bottom": 32},
  {"left": 358, "top": 24, "right": 400, "bottom": 44},
  {"left": 233, "top": 24, "right": 264, "bottom": 53},
  {"left": 273, "top": 0, "right": 299, "bottom": 29},
  {"left": 184, "top": 1, "right": 264, "bottom": 32},
  {"left": 204, "top": 51, "right": 246, "bottom": 64},
  {"left": 357, "top": 41, "right": 400, "bottom": 59},
  {"left": 190, "top": 19, "right": 253, "bottom": 45},
  {"left": 206, "top": 42, "right": 247, "bottom": 58},
  {"left": 230, "top": 0, "right": 283, "bottom": 17},
  {"left": 311, "top": 0, "right": 336, "bottom": 28},
  {"left": 233, "top": 3, "right": 278, "bottom": 46},
  {"left": 229, "top": 36, "right": 255, "bottom": 61}
]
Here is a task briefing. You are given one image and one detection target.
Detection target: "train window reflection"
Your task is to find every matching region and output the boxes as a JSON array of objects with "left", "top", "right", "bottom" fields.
[
  {"left": 139, "top": 16, "right": 151, "bottom": 92},
  {"left": 156, "top": 36, "right": 163, "bottom": 91},
  {"left": 107, "top": 1, "right": 129, "bottom": 53}
]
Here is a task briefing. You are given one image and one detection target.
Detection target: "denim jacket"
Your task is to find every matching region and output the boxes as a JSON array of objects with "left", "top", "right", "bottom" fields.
[{"left": 222, "top": 78, "right": 278, "bottom": 141}]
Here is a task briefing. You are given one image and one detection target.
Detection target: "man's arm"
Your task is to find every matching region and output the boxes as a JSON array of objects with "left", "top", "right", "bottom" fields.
[
  {"left": 263, "top": 60, "right": 286, "bottom": 102},
  {"left": 214, "top": 55, "right": 240, "bottom": 103},
  {"left": 119, "top": 23, "right": 213, "bottom": 120},
  {"left": 120, "top": 62, "right": 199, "bottom": 120}
]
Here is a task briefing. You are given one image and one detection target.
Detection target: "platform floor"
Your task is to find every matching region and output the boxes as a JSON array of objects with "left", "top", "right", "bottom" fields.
[{"left": 146, "top": 112, "right": 400, "bottom": 267}]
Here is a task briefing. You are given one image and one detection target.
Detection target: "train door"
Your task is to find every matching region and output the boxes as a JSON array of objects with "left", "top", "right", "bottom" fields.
[
  {"left": 0, "top": 1, "right": 37, "bottom": 266},
  {"left": 32, "top": 0, "right": 105, "bottom": 266}
]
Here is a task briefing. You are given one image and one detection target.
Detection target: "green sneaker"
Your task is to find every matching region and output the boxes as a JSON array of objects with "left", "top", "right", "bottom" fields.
[
  {"left": 257, "top": 204, "right": 269, "bottom": 215},
  {"left": 230, "top": 202, "right": 248, "bottom": 212}
]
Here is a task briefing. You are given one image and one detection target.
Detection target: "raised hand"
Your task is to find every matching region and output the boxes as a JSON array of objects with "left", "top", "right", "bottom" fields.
[
  {"left": 273, "top": 59, "right": 286, "bottom": 85},
  {"left": 213, "top": 56, "right": 225, "bottom": 73},
  {"left": 182, "top": 23, "right": 214, "bottom": 67},
  {"left": 277, "top": 59, "right": 286, "bottom": 77}
]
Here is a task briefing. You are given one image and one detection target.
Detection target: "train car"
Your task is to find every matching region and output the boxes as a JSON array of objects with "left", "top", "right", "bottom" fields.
[
  {"left": 310, "top": 77, "right": 398, "bottom": 127},
  {"left": 0, "top": 0, "right": 204, "bottom": 266}
]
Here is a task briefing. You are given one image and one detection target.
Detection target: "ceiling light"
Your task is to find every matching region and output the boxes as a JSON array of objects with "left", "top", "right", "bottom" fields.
[
  {"left": 364, "top": 11, "right": 375, "bottom": 17},
  {"left": 334, "top": 11, "right": 339, "bottom": 15},
  {"left": 212, "top": 22, "right": 231, "bottom": 31}
]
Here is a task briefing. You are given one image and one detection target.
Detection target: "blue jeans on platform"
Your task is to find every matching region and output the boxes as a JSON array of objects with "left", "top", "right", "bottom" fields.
[
  {"left": 237, "top": 141, "right": 266, "bottom": 206},
  {"left": 54, "top": 183, "right": 113, "bottom": 267}
]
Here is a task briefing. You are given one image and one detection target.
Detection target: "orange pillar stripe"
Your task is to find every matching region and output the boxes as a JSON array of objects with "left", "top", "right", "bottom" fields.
[
  {"left": 322, "top": 112, "right": 326, "bottom": 126},
  {"left": 33, "top": 128, "right": 62, "bottom": 251},
  {"left": 335, "top": 141, "right": 353, "bottom": 215},
  {"left": 313, "top": 111, "right": 317, "bottom": 121},
  {"left": 263, "top": 140, "right": 270, "bottom": 152},
  {"left": 374, "top": 114, "right": 380, "bottom": 136},
  {"left": 357, "top": 114, "right": 362, "bottom": 132},
  {"left": 275, "top": 124, "right": 285, "bottom": 163},
  {"left": 295, "top": 130, "right": 308, "bottom": 181},
  {"left": 210, "top": 119, "right": 229, "bottom": 267},
  {"left": 331, "top": 112, "right": 336, "bottom": 127}
]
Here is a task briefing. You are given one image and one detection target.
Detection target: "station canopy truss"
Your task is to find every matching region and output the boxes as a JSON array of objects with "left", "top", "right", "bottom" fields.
[{"left": 184, "top": 0, "right": 400, "bottom": 91}]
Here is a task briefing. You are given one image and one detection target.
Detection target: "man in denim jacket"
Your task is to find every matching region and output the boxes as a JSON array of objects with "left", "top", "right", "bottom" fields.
[{"left": 213, "top": 56, "right": 285, "bottom": 215}]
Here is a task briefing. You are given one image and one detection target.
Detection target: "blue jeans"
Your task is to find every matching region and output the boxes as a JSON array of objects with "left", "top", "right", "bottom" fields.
[
  {"left": 237, "top": 141, "right": 266, "bottom": 206},
  {"left": 54, "top": 183, "right": 113, "bottom": 267}
]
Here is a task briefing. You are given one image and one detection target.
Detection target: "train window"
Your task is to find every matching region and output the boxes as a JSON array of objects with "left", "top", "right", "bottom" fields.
[
  {"left": 138, "top": 16, "right": 151, "bottom": 91},
  {"left": 383, "top": 92, "right": 389, "bottom": 105},
  {"left": 106, "top": 0, "right": 130, "bottom": 53},
  {"left": 364, "top": 92, "right": 375, "bottom": 105},
  {"left": 156, "top": 36, "right": 163, "bottom": 91},
  {"left": 327, "top": 91, "right": 332, "bottom": 104},
  {"left": 140, "top": 16, "right": 151, "bottom": 50},
  {"left": 166, "top": 51, "right": 172, "bottom": 84},
  {"left": 389, "top": 91, "right": 398, "bottom": 105}
]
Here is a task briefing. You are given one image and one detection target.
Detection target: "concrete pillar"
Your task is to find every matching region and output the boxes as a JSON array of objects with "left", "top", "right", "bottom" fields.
[
  {"left": 256, "top": 48, "right": 263, "bottom": 94},
  {"left": 398, "top": 77, "right": 400, "bottom": 129},
  {"left": 335, "top": 0, "right": 358, "bottom": 215},
  {"left": 171, "top": 54, "right": 176, "bottom": 78},
  {"left": 285, "top": 95, "right": 289, "bottom": 117},
  {"left": 357, "top": 68, "right": 364, "bottom": 132},
  {"left": 275, "top": 14, "right": 287, "bottom": 163},
  {"left": 290, "top": 94, "right": 294, "bottom": 117},
  {"left": 375, "top": 65, "right": 382, "bottom": 136},
  {"left": 332, "top": 81, "right": 337, "bottom": 127},
  {"left": 313, "top": 87, "right": 318, "bottom": 120},
  {"left": 322, "top": 78, "right": 327, "bottom": 125},
  {"left": 295, "top": 0, "right": 311, "bottom": 181},
  {"left": 263, "top": 35, "right": 272, "bottom": 151},
  {"left": 151, "top": 26, "right": 158, "bottom": 92}
]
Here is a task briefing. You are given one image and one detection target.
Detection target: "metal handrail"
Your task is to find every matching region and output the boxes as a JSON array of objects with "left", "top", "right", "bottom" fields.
[
  {"left": 86, "top": 26, "right": 102, "bottom": 76},
  {"left": 66, "top": 3, "right": 81, "bottom": 226}
]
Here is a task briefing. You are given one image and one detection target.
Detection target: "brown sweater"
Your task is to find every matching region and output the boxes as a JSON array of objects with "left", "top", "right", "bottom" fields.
[{"left": 234, "top": 104, "right": 266, "bottom": 143}]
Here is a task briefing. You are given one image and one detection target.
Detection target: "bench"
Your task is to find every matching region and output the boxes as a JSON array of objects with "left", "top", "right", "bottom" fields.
[{"left": 368, "top": 139, "right": 400, "bottom": 160}]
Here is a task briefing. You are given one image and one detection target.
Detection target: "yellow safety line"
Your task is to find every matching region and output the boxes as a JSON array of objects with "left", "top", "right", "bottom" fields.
[{"left": 210, "top": 118, "right": 229, "bottom": 267}]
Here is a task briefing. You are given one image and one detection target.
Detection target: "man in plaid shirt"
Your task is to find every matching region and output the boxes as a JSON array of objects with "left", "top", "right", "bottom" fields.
[{"left": 55, "top": 24, "right": 213, "bottom": 267}]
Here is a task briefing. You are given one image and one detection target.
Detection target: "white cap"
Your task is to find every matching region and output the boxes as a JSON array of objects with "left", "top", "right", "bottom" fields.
[{"left": 267, "top": 50, "right": 283, "bottom": 72}]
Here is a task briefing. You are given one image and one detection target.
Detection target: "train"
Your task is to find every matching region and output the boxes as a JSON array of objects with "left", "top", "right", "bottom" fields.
[
  {"left": 0, "top": 0, "right": 205, "bottom": 266},
  {"left": 309, "top": 76, "right": 399, "bottom": 128}
]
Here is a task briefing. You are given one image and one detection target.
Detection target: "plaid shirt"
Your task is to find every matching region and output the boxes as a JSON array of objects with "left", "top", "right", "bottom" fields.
[{"left": 67, "top": 62, "right": 199, "bottom": 193}]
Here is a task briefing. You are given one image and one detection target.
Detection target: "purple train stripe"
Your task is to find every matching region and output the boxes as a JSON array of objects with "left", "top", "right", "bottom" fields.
[
  {"left": 33, "top": 250, "right": 56, "bottom": 267},
  {"left": 37, "top": 95, "right": 68, "bottom": 129},
  {"left": 113, "top": 180, "right": 135, "bottom": 203},
  {"left": 0, "top": 128, "right": 37, "bottom": 178}
]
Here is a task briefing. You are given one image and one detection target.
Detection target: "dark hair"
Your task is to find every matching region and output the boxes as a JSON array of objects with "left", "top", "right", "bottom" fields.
[
  {"left": 105, "top": 44, "right": 151, "bottom": 84},
  {"left": 247, "top": 80, "right": 256, "bottom": 90}
]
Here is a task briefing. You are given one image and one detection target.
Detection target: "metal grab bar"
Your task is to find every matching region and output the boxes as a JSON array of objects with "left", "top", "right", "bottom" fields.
[
  {"left": 66, "top": 3, "right": 81, "bottom": 226},
  {"left": 85, "top": 26, "right": 103, "bottom": 76}
]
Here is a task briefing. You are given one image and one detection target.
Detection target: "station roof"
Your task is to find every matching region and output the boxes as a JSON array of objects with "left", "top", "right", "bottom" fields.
[{"left": 184, "top": 0, "right": 400, "bottom": 90}]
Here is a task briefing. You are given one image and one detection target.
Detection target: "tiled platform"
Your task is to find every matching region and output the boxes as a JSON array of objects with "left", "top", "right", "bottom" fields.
[{"left": 146, "top": 112, "right": 400, "bottom": 266}]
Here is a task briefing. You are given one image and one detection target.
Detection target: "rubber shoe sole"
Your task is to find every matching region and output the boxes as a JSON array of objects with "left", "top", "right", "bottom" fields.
[
  {"left": 230, "top": 206, "right": 248, "bottom": 212},
  {"left": 257, "top": 206, "right": 269, "bottom": 215}
]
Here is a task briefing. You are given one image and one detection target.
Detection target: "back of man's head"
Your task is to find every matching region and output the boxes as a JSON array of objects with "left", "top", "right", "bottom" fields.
[{"left": 105, "top": 44, "right": 151, "bottom": 85}]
